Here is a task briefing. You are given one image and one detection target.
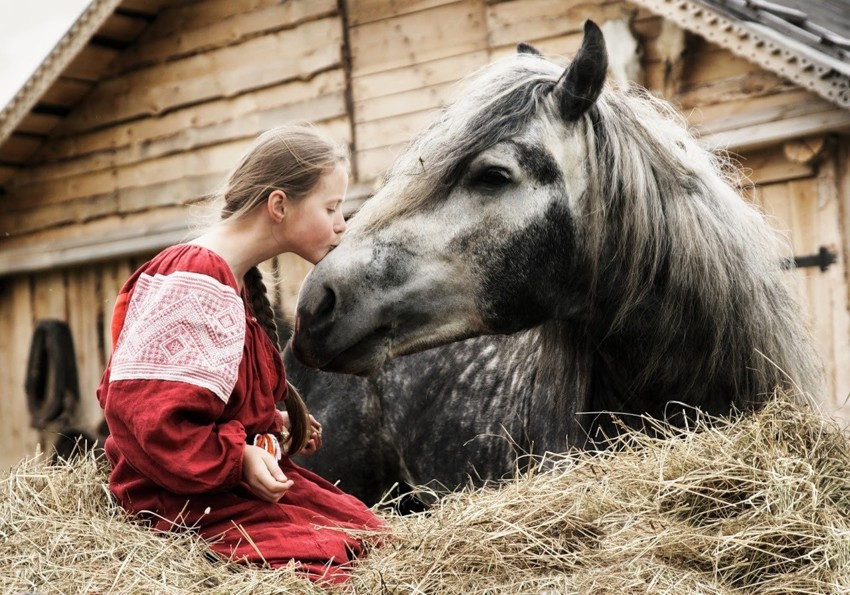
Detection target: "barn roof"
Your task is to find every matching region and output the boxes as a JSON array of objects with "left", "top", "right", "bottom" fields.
[
  {"left": 1, "top": 0, "right": 849, "bottom": 183},
  {"left": 633, "top": 0, "right": 850, "bottom": 110},
  {"left": 0, "top": 1, "right": 172, "bottom": 177}
]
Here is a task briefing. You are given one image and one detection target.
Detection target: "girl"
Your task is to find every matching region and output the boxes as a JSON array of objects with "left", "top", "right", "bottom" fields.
[{"left": 97, "top": 124, "right": 383, "bottom": 585}]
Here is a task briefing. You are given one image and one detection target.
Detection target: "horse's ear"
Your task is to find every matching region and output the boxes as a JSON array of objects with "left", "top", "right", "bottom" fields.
[
  {"left": 554, "top": 20, "right": 608, "bottom": 121},
  {"left": 517, "top": 42, "right": 542, "bottom": 56}
]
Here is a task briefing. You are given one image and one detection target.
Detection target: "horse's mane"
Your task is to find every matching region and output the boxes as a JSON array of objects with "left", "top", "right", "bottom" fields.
[
  {"left": 582, "top": 88, "right": 822, "bottom": 408},
  {"left": 354, "top": 51, "right": 823, "bottom": 408}
]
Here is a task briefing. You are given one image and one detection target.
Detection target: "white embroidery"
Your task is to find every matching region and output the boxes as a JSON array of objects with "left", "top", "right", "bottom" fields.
[{"left": 110, "top": 271, "right": 245, "bottom": 403}]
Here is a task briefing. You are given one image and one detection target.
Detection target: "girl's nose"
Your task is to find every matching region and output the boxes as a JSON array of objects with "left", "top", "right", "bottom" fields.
[{"left": 334, "top": 213, "right": 346, "bottom": 234}]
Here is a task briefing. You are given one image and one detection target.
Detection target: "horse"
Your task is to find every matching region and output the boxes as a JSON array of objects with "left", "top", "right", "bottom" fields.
[{"left": 284, "top": 21, "right": 823, "bottom": 507}]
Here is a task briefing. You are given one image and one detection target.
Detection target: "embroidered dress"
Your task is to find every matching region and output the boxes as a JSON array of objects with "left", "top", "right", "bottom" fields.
[{"left": 97, "top": 244, "right": 382, "bottom": 584}]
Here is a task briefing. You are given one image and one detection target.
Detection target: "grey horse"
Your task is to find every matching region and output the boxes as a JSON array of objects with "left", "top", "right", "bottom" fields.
[{"left": 285, "top": 21, "right": 822, "bottom": 507}]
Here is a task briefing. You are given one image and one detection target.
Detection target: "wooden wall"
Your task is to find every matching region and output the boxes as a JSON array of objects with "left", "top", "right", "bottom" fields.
[
  {"left": 1, "top": 0, "right": 848, "bottom": 467},
  {"left": 0, "top": 0, "right": 349, "bottom": 272},
  {"left": 0, "top": 0, "right": 348, "bottom": 468}
]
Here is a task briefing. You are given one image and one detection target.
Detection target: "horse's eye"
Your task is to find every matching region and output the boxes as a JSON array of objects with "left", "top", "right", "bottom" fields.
[{"left": 471, "top": 167, "right": 512, "bottom": 189}]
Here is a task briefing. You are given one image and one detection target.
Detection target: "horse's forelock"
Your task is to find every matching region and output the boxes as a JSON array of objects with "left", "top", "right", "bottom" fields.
[{"left": 353, "top": 57, "right": 561, "bottom": 233}]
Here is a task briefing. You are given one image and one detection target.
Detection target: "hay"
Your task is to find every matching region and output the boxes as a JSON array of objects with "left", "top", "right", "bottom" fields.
[
  {"left": 3, "top": 398, "right": 850, "bottom": 594},
  {"left": 0, "top": 452, "right": 322, "bottom": 594}
]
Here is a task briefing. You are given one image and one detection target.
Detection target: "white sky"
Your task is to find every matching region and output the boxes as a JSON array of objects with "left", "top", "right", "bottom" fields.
[{"left": 0, "top": 0, "right": 92, "bottom": 109}]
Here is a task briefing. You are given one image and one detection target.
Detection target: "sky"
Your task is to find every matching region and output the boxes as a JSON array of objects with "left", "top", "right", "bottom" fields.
[{"left": 0, "top": 0, "right": 92, "bottom": 109}]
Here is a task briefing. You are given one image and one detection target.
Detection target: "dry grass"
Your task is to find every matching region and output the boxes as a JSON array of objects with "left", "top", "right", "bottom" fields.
[{"left": 3, "top": 397, "right": 850, "bottom": 594}]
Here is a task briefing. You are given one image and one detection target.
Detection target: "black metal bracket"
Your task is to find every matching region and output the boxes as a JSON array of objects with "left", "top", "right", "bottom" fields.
[{"left": 783, "top": 245, "right": 838, "bottom": 272}]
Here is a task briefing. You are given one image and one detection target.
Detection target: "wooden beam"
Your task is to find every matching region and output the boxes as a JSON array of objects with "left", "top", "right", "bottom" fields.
[
  {"left": 348, "top": 0, "right": 458, "bottom": 26},
  {"left": 674, "top": 70, "right": 796, "bottom": 110},
  {"left": 64, "top": 45, "right": 121, "bottom": 82},
  {"left": 0, "top": 165, "right": 19, "bottom": 185},
  {"left": 40, "top": 78, "right": 93, "bottom": 107},
  {"left": 700, "top": 108, "right": 850, "bottom": 152},
  {"left": 0, "top": 181, "right": 371, "bottom": 277},
  {"left": 354, "top": 81, "right": 456, "bottom": 124},
  {"left": 487, "top": 0, "right": 632, "bottom": 47},
  {"left": 135, "top": 0, "right": 284, "bottom": 40},
  {"left": 0, "top": 212, "right": 190, "bottom": 277},
  {"left": 16, "top": 113, "right": 63, "bottom": 136},
  {"left": 110, "top": 0, "right": 337, "bottom": 73},
  {"left": 350, "top": 0, "right": 487, "bottom": 77},
  {"left": 730, "top": 145, "right": 815, "bottom": 186},
  {"left": 357, "top": 109, "right": 438, "bottom": 152},
  {"left": 17, "top": 85, "right": 348, "bottom": 184},
  {"left": 118, "top": 0, "right": 178, "bottom": 14},
  {"left": 0, "top": 134, "right": 44, "bottom": 165},
  {"left": 38, "top": 69, "right": 345, "bottom": 163},
  {"left": 352, "top": 50, "right": 488, "bottom": 102},
  {"left": 3, "top": 117, "right": 351, "bottom": 215},
  {"left": 3, "top": 142, "right": 246, "bottom": 211},
  {"left": 96, "top": 12, "right": 150, "bottom": 43},
  {"left": 489, "top": 30, "right": 584, "bottom": 60},
  {"left": 685, "top": 89, "right": 835, "bottom": 134},
  {"left": 57, "top": 17, "right": 343, "bottom": 135},
  {"left": 356, "top": 143, "right": 408, "bottom": 181}
]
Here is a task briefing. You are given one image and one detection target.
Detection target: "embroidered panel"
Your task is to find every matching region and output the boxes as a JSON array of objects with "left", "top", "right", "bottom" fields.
[{"left": 110, "top": 271, "right": 246, "bottom": 403}]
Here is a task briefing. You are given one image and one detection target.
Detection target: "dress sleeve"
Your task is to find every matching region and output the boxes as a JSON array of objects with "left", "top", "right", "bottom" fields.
[{"left": 103, "top": 269, "right": 247, "bottom": 495}]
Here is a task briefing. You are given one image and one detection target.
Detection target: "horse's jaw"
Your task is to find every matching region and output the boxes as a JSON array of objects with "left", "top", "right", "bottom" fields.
[
  {"left": 291, "top": 239, "right": 487, "bottom": 375},
  {"left": 290, "top": 327, "right": 390, "bottom": 376}
]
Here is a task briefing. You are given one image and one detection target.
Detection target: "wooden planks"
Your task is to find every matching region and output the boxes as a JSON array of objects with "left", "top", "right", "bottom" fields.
[
  {"left": 0, "top": 276, "right": 40, "bottom": 469},
  {"left": 487, "top": 0, "right": 632, "bottom": 50},
  {"left": 57, "top": 16, "right": 343, "bottom": 135},
  {"left": 349, "top": 0, "right": 488, "bottom": 180},
  {"left": 732, "top": 145, "right": 814, "bottom": 187},
  {"left": 347, "top": 0, "right": 459, "bottom": 26},
  {"left": 756, "top": 164, "right": 850, "bottom": 420},
  {"left": 110, "top": 0, "right": 338, "bottom": 73},
  {"left": 35, "top": 70, "right": 346, "bottom": 166},
  {"left": 0, "top": 117, "right": 352, "bottom": 238},
  {"left": 350, "top": 1, "right": 487, "bottom": 77}
]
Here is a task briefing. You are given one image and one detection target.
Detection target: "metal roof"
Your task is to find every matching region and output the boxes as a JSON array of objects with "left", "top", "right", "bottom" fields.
[{"left": 701, "top": 1, "right": 850, "bottom": 69}]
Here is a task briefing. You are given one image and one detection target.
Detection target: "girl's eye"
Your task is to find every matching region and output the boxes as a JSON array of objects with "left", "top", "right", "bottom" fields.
[{"left": 471, "top": 167, "right": 512, "bottom": 189}]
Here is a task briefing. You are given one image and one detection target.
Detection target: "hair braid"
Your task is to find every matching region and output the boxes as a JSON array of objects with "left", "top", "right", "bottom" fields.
[{"left": 244, "top": 266, "right": 310, "bottom": 455}]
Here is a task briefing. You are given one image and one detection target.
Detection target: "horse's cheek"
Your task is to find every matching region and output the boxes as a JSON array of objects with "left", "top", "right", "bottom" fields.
[{"left": 475, "top": 203, "right": 576, "bottom": 332}]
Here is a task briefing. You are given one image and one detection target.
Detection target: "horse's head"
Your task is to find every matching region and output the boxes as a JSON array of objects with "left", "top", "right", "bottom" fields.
[{"left": 291, "top": 21, "right": 608, "bottom": 374}]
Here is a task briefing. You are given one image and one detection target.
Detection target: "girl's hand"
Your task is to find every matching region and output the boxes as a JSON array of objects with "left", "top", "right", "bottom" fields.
[
  {"left": 300, "top": 414, "right": 323, "bottom": 456},
  {"left": 241, "top": 444, "right": 293, "bottom": 502},
  {"left": 278, "top": 410, "right": 323, "bottom": 456}
]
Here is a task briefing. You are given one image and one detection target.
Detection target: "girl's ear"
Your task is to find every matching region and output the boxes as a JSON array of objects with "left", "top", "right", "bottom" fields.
[{"left": 268, "top": 189, "right": 287, "bottom": 222}]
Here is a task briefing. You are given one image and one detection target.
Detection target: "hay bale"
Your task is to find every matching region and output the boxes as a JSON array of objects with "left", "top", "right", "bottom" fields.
[
  {"left": 0, "top": 452, "right": 322, "bottom": 594},
  {"left": 2, "top": 398, "right": 849, "bottom": 594}
]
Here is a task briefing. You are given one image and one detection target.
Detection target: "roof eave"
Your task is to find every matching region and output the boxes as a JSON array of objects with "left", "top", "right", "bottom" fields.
[
  {"left": 0, "top": 0, "right": 125, "bottom": 149},
  {"left": 631, "top": 0, "right": 850, "bottom": 111}
]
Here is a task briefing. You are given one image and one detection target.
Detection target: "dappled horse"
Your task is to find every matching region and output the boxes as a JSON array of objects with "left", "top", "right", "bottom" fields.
[{"left": 285, "top": 21, "right": 822, "bottom": 506}]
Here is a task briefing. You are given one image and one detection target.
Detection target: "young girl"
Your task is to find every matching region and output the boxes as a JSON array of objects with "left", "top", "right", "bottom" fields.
[{"left": 97, "top": 124, "right": 383, "bottom": 584}]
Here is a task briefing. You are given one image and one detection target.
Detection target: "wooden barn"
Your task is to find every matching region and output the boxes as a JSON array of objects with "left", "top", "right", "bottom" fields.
[{"left": 1, "top": 0, "right": 849, "bottom": 468}]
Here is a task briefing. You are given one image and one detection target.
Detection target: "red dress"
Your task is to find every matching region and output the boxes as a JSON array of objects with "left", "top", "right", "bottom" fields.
[{"left": 97, "top": 244, "right": 383, "bottom": 584}]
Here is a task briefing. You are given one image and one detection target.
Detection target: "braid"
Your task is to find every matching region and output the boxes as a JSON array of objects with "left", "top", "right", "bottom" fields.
[
  {"left": 244, "top": 266, "right": 280, "bottom": 349},
  {"left": 244, "top": 266, "right": 310, "bottom": 455}
]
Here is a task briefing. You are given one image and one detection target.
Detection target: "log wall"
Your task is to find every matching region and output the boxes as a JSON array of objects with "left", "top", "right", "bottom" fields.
[{"left": 1, "top": 0, "right": 848, "bottom": 468}]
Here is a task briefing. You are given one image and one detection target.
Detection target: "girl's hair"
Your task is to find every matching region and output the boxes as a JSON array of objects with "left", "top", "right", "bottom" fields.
[{"left": 220, "top": 124, "right": 348, "bottom": 455}]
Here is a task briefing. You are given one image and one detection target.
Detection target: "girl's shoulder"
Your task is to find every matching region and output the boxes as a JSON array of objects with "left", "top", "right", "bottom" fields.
[{"left": 136, "top": 244, "right": 238, "bottom": 291}]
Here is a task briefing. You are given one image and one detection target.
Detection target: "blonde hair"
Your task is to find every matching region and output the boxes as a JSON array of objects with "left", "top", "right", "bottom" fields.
[{"left": 220, "top": 124, "right": 347, "bottom": 455}]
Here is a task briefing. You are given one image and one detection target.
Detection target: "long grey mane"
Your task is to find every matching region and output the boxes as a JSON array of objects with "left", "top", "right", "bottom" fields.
[
  {"left": 355, "top": 52, "right": 823, "bottom": 416},
  {"left": 582, "top": 87, "right": 822, "bottom": 409}
]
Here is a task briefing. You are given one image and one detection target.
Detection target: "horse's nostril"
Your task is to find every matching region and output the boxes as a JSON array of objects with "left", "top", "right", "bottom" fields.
[{"left": 316, "top": 284, "right": 337, "bottom": 322}]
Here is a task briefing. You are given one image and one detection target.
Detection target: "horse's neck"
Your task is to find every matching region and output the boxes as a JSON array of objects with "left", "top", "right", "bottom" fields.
[{"left": 508, "top": 325, "right": 594, "bottom": 450}]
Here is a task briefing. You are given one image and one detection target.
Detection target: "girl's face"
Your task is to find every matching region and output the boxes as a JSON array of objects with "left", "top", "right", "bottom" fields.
[{"left": 284, "top": 164, "right": 349, "bottom": 264}]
